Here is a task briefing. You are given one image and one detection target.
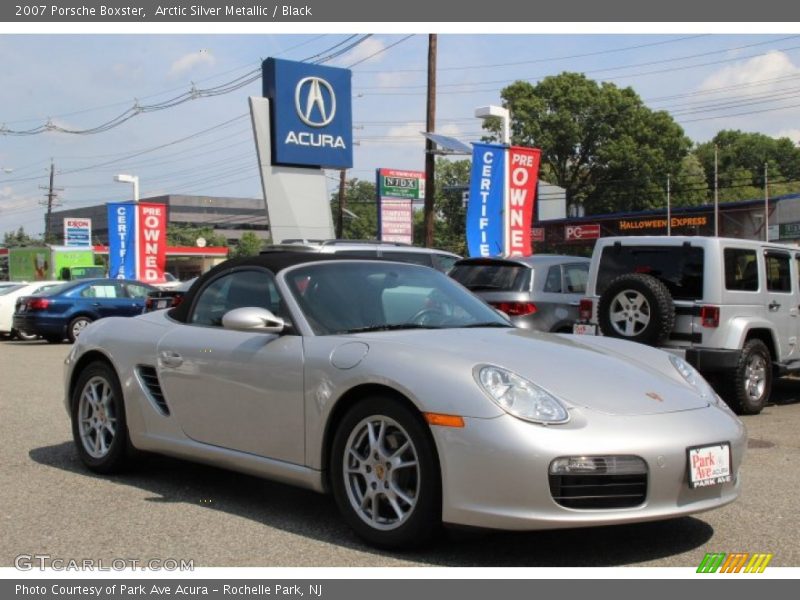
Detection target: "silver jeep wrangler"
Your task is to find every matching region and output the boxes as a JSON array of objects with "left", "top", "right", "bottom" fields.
[{"left": 575, "top": 235, "right": 800, "bottom": 415}]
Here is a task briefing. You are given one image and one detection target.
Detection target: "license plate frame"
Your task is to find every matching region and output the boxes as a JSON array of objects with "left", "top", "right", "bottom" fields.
[
  {"left": 572, "top": 323, "right": 597, "bottom": 335},
  {"left": 687, "top": 442, "right": 732, "bottom": 489}
]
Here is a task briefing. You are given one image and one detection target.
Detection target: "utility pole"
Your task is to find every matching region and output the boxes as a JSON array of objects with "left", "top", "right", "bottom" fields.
[
  {"left": 39, "top": 160, "right": 63, "bottom": 244},
  {"left": 666, "top": 173, "right": 671, "bottom": 236},
  {"left": 713, "top": 144, "right": 719, "bottom": 237},
  {"left": 764, "top": 162, "right": 769, "bottom": 242},
  {"left": 337, "top": 169, "right": 347, "bottom": 239},
  {"left": 423, "top": 33, "right": 437, "bottom": 248}
]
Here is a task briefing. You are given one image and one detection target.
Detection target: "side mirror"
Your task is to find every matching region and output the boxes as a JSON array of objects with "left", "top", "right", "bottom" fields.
[{"left": 222, "top": 307, "right": 286, "bottom": 334}]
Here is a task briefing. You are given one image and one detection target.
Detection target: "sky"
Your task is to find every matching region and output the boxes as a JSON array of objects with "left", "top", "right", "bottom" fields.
[{"left": 2, "top": 31, "right": 800, "bottom": 236}]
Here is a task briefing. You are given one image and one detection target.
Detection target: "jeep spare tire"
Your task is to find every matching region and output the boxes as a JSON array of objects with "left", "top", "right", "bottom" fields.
[{"left": 598, "top": 273, "right": 675, "bottom": 346}]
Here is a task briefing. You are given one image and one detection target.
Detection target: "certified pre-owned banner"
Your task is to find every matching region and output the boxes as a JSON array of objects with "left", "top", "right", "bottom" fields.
[
  {"left": 137, "top": 203, "right": 167, "bottom": 284},
  {"left": 467, "top": 143, "right": 505, "bottom": 257},
  {"left": 506, "top": 146, "right": 541, "bottom": 257},
  {"left": 107, "top": 202, "right": 136, "bottom": 280}
]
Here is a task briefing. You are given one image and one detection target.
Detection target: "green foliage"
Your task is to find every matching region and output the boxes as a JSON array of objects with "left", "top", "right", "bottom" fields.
[
  {"left": 330, "top": 178, "right": 379, "bottom": 240},
  {"left": 231, "top": 231, "right": 265, "bottom": 258},
  {"left": 694, "top": 130, "right": 800, "bottom": 203},
  {"left": 2, "top": 226, "right": 41, "bottom": 247},
  {"left": 487, "top": 73, "right": 692, "bottom": 214},
  {"left": 167, "top": 224, "right": 228, "bottom": 248}
]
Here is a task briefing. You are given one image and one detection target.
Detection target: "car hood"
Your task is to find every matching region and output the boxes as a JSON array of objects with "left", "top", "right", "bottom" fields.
[{"left": 353, "top": 328, "right": 710, "bottom": 416}]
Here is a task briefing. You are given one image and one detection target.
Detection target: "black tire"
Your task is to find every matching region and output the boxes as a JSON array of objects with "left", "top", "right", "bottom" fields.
[
  {"left": 722, "top": 339, "right": 772, "bottom": 415},
  {"left": 598, "top": 273, "right": 675, "bottom": 346},
  {"left": 12, "top": 329, "right": 38, "bottom": 341},
  {"left": 330, "top": 396, "right": 441, "bottom": 549},
  {"left": 70, "top": 361, "right": 132, "bottom": 473},
  {"left": 67, "top": 316, "right": 93, "bottom": 343}
]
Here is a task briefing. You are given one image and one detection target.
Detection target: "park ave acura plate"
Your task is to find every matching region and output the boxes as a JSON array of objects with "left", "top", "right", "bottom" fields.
[{"left": 687, "top": 442, "right": 732, "bottom": 488}]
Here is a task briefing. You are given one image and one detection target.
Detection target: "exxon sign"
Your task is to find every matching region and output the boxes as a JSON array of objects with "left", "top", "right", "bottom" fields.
[{"left": 262, "top": 58, "right": 353, "bottom": 169}]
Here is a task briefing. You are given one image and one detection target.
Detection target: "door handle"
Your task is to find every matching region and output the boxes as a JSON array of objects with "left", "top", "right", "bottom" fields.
[
  {"left": 159, "top": 350, "right": 184, "bottom": 368},
  {"left": 768, "top": 301, "right": 781, "bottom": 311}
]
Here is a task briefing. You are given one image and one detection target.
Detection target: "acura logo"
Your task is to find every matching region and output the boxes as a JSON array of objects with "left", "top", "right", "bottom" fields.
[{"left": 295, "top": 76, "right": 336, "bottom": 127}]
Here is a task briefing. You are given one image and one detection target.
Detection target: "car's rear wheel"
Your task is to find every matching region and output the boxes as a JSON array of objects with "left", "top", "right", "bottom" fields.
[
  {"left": 71, "top": 361, "right": 132, "bottom": 473},
  {"left": 598, "top": 273, "right": 675, "bottom": 346},
  {"left": 68, "top": 316, "right": 92, "bottom": 343},
  {"left": 12, "top": 328, "right": 38, "bottom": 341},
  {"left": 330, "top": 397, "right": 441, "bottom": 549},
  {"left": 725, "top": 339, "right": 772, "bottom": 415}
]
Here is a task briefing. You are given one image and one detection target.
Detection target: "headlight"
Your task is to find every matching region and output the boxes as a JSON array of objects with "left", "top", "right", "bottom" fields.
[
  {"left": 476, "top": 365, "right": 569, "bottom": 424},
  {"left": 669, "top": 354, "right": 721, "bottom": 405}
]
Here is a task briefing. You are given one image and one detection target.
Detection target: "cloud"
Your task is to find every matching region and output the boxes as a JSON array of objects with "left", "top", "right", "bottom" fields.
[
  {"left": 698, "top": 50, "right": 800, "bottom": 92},
  {"left": 168, "top": 49, "right": 216, "bottom": 77},
  {"left": 775, "top": 128, "right": 800, "bottom": 144},
  {"left": 334, "top": 38, "right": 386, "bottom": 68}
]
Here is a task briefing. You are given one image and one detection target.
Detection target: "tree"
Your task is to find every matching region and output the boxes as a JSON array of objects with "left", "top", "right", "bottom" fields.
[
  {"left": 485, "top": 73, "right": 692, "bottom": 214},
  {"left": 412, "top": 158, "right": 471, "bottom": 254},
  {"left": 330, "top": 178, "right": 379, "bottom": 240},
  {"left": 694, "top": 130, "right": 800, "bottom": 203},
  {"left": 2, "top": 226, "right": 41, "bottom": 247},
  {"left": 231, "top": 231, "right": 264, "bottom": 258},
  {"left": 167, "top": 224, "right": 228, "bottom": 248},
  {"left": 671, "top": 154, "right": 709, "bottom": 207}
]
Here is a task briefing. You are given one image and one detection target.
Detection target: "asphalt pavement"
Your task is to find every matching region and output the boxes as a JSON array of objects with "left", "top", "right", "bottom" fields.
[{"left": 1, "top": 340, "right": 799, "bottom": 567}]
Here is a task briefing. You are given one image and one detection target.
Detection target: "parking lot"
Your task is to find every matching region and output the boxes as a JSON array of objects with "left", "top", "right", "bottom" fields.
[{"left": 1, "top": 339, "right": 799, "bottom": 568}]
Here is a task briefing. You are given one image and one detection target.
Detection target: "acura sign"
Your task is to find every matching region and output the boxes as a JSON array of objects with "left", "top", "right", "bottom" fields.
[{"left": 262, "top": 58, "right": 352, "bottom": 169}]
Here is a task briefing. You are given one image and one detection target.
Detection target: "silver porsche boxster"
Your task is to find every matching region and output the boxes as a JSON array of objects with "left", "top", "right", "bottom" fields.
[{"left": 64, "top": 253, "right": 746, "bottom": 549}]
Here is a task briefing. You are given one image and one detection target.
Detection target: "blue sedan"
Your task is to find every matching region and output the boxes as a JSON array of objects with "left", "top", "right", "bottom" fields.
[{"left": 13, "top": 278, "right": 156, "bottom": 343}]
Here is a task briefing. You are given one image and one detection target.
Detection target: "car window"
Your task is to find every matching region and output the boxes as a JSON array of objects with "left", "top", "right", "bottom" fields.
[
  {"left": 80, "top": 283, "right": 123, "bottom": 299},
  {"left": 563, "top": 263, "right": 589, "bottom": 293},
  {"left": 190, "top": 269, "right": 283, "bottom": 328},
  {"left": 597, "top": 245, "right": 704, "bottom": 301},
  {"left": 125, "top": 283, "right": 152, "bottom": 298},
  {"left": 544, "top": 266, "right": 562, "bottom": 293},
  {"left": 0, "top": 284, "right": 25, "bottom": 296},
  {"left": 433, "top": 254, "right": 459, "bottom": 273},
  {"left": 449, "top": 262, "right": 532, "bottom": 292},
  {"left": 765, "top": 252, "right": 791, "bottom": 293},
  {"left": 724, "top": 248, "right": 758, "bottom": 291}
]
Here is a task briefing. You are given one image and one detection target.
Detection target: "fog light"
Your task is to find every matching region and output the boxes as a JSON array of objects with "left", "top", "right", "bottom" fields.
[{"left": 549, "top": 455, "right": 647, "bottom": 475}]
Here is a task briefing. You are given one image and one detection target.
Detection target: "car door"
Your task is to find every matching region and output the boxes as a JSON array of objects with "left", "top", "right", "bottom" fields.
[
  {"left": 155, "top": 268, "right": 305, "bottom": 464},
  {"left": 76, "top": 282, "right": 132, "bottom": 318},
  {"left": 536, "top": 263, "right": 589, "bottom": 331},
  {"left": 764, "top": 250, "right": 798, "bottom": 362},
  {"left": 122, "top": 282, "right": 153, "bottom": 315}
]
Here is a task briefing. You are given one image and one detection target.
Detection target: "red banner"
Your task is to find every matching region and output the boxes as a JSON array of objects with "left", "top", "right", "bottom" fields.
[
  {"left": 136, "top": 203, "right": 167, "bottom": 283},
  {"left": 505, "top": 147, "right": 541, "bottom": 257}
]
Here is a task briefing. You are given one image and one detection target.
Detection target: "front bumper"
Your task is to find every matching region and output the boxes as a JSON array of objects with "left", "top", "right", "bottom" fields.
[{"left": 432, "top": 406, "right": 745, "bottom": 531}]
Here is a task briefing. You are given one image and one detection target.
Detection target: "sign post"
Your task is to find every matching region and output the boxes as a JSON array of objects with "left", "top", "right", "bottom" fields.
[{"left": 377, "top": 169, "right": 425, "bottom": 244}]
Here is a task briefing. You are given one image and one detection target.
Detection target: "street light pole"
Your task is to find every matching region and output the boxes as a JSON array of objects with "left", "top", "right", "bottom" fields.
[
  {"left": 475, "top": 105, "right": 511, "bottom": 145},
  {"left": 114, "top": 173, "right": 139, "bottom": 203}
]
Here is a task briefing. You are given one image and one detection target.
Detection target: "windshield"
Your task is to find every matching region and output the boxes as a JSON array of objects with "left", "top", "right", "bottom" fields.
[
  {"left": 450, "top": 261, "right": 532, "bottom": 291},
  {"left": 285, "top": 261, "right": 511, "bottom": 335}
]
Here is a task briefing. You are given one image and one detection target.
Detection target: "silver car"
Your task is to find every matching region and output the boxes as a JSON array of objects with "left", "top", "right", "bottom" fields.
[
  {"left": 64, "top": 253, "right": 744, "bottom": 549},
  {"left": 449, "top": 255, "right": 590, "bottom": 332}
]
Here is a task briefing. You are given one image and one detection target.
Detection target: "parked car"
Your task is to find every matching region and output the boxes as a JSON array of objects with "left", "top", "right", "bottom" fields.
[
  {"left": 0, "top": 280, "right": 61, "bottom": 340},
  {"left": 13, "top": 278, "right": 155, "bottom": 343},
  {"left": 449, "top": 255, "right": 590, "bottom": 332},
  {"left": 151, "top": 272, "right": 184, "bottom": 291},
  {"left": 266, "top": 239, "right": 461, "bottom": 273},
  {"left": 574, "top": 235, "right": 800, "bottom": 414},
  {"left": 65, "top": 253, "right": 743, "bottom": 549},
  {"left": 144, "top": 277, "right": 197, "bottom": 312}
]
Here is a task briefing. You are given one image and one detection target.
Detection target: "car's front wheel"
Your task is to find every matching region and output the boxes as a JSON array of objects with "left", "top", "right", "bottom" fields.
[
  {"left": 70, "top": 361, "right": 132, "bottom": 473},
  {"left": 330, "top": 397, "right": 441, "bottom": 549}
]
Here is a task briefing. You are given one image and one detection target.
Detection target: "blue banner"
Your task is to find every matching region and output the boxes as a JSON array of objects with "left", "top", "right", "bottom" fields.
[
  {"left": 107, "top": 203, "right": 137, "bottom": 280},
  {"left": 262, "top": 57, "right": 353, "bottom": 169},
  {"left": 466, "top": 143, "right": 506, "bottom": 257}
]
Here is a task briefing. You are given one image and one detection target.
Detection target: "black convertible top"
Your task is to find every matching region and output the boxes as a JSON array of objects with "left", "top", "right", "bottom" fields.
[{"left": 168, "top": 251, "right": 348, "bottom": 323}]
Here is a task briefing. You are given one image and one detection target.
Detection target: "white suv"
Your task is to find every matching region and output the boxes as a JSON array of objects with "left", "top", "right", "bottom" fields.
[{"left": 575, "top": 235, "right": 800, "bottom": 415}]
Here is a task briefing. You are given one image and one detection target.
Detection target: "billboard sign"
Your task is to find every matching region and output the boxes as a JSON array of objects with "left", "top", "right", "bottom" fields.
[
  {"left": 107, "top": 203, "right": 137, "bottom": 280},
  {"left": 466, "top": 143, "right": 506, "bottom": 257},
  {"left": 379, "top": 169, "right": 425, "bottom": 200},
  {"left": 63, "top": 218, "right": 92, "bottom": 247},
  {"left": 379, "top": 199, "right": 414, "bottom": 244},
  {"left": 262, "top": 58, "right": 353, "bottom": 169},
  {"left": 137, "top": 203, "right": 167, "bottom": 284},
  {"left": 565, "top": 223, "right": 601, "bottom": 241}
]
